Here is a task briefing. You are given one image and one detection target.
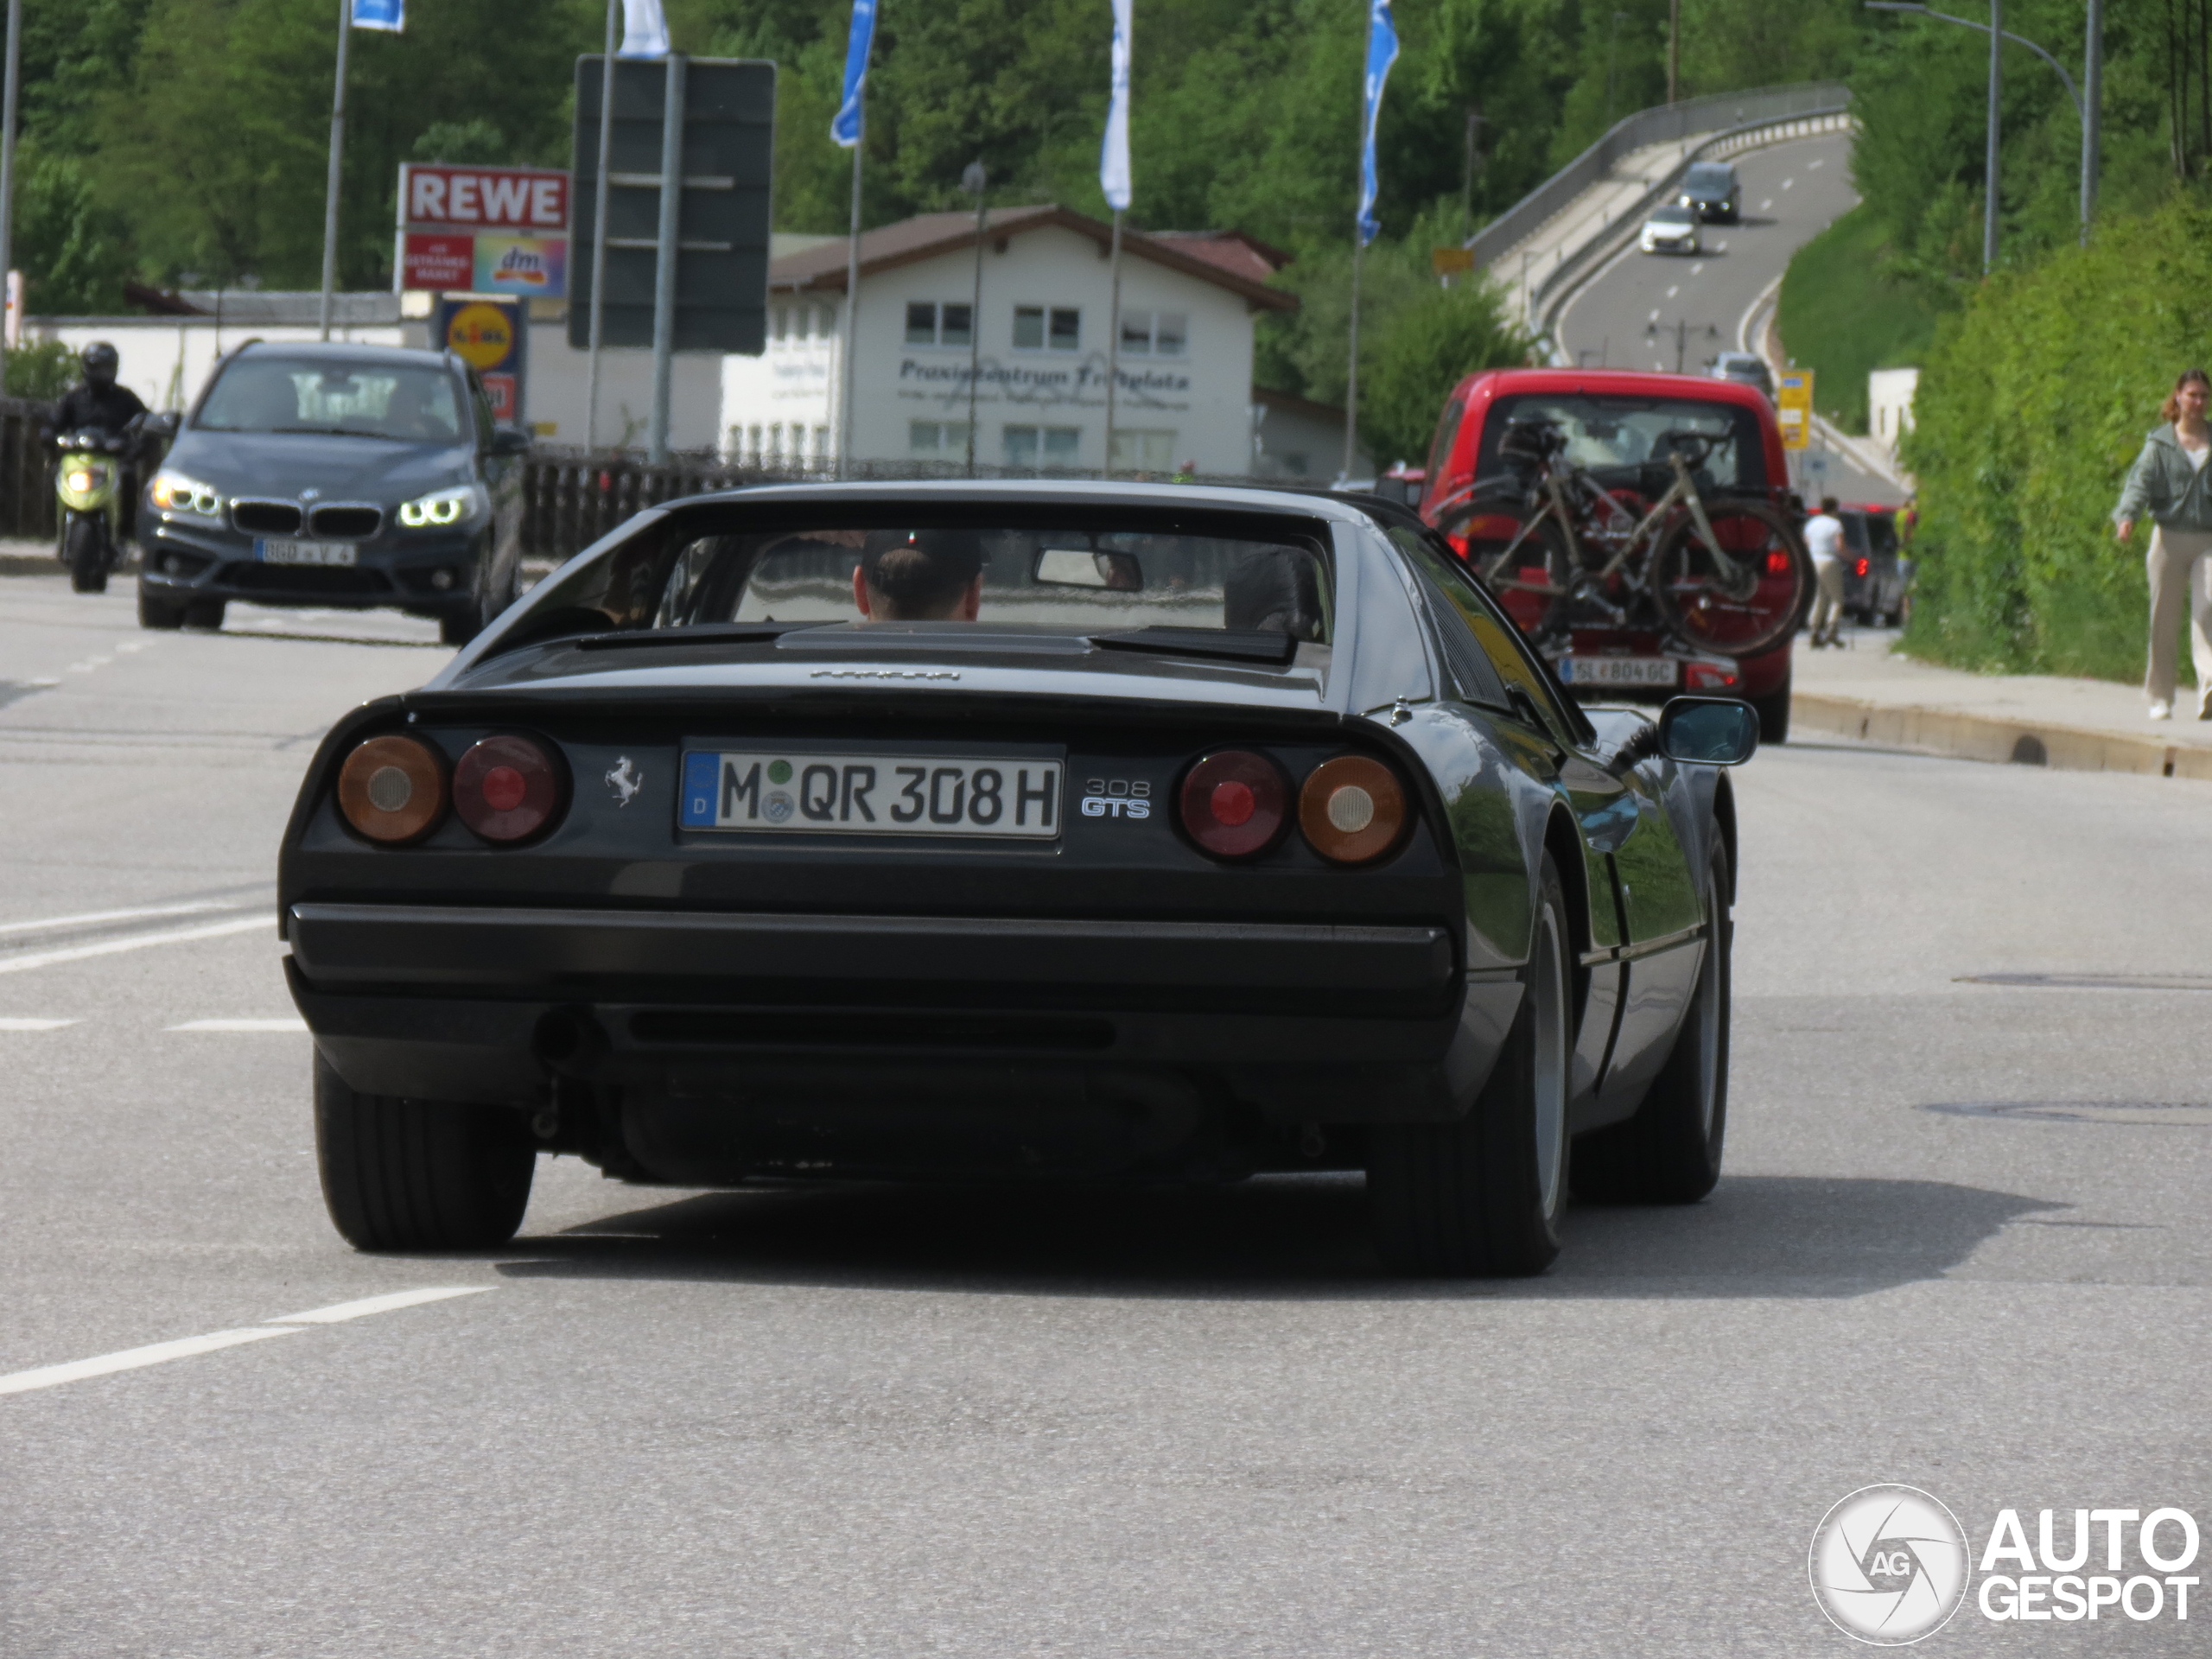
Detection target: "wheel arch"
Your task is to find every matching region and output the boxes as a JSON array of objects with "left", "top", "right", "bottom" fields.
[{"left": 1709, "top": 770, "right": 1738, "bottom": 905}]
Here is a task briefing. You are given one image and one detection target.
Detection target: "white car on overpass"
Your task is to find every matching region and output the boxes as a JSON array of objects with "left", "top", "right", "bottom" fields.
[{"left": 1638, "top": 204, "right": 1701, "bottom": 256}]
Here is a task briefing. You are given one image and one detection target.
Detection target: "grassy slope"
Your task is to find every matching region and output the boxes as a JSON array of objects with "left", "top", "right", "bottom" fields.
[{"left": 1773, "top": 204, "right": 1945, "bottom": 433}]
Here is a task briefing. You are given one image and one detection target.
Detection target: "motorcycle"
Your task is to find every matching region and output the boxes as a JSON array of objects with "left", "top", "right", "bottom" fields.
[{"left": 52, "top": 424, "right": 137, "bottom": 594}]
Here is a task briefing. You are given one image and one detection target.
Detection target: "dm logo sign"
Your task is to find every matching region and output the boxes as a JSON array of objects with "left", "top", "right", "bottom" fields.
[{"left": 1809, "top": 1485, "right": 1970, "bottom": 1644}]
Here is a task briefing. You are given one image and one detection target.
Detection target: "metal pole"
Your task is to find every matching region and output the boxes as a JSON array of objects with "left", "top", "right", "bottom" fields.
[
  {"left": 0, "top": 0, "right": 22, "bottom": 394},
  {"left": 839, "top": 99, "right": 862, "bottom": 475},
  {"left": 1668, "top": 0, "right": 1681, "bottom": 105},
  {"left": 317, "top": 0, "right": 351, "bottom": 341},
  {"left": 1341, "top": 232, "right": 1363, "bottom": 482},
  {"left": 1103, "top": 209, "right": 1122, "bottom": 477},
  {"left": 648, "top": 52, "right": 685, "bottom": 465},
  {"left": 584, "top": 1, "right": 618, "bottom": 450},
  {"left": 1983, "top": 0, "right": 2001, "bottom": 273},
  {"left": 2081, "top": 0, "right": 2102, "bottom": 240},
  {"left": 963, "top": 168, "right": 984, "bottom": 476}
]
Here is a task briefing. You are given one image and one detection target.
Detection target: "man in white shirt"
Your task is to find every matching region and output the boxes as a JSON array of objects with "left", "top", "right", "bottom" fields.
[{"left": 1802, "top": 496, "right": 1847, "bottom": 648}]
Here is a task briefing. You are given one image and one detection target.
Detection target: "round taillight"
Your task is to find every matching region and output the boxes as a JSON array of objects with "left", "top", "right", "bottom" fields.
[
  {"left": 1178, "top": 750, "right": 1289, "bottom": 859},
  {"left": 336, "top": 734, "right": 448, "bottom": 844},
  {"left": 1298, "top": 754, "right": 1408, "bottom": 865},
  {"left": 454, "top": 734, "right": 565, "bottom": 843}
]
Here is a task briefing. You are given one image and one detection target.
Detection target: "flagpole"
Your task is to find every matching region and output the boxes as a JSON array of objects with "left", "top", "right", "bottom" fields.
[
  {"left": 584, "top": 0, "right": 618, "bottom": 450},
  {"left": 317, "top": 0, "right": 351, "bottom": 341},
  {"left": 0, "top": 0, "right": 22, "bottom": 394},
  {"left": 1104, "top": 211, "right": 1122, "bottom": 477},
  {"left": 840, "top": 98, "right": 862, "bottom": 477},
  {"left": 1341, "top": 232, "right": 1363, "bottom": 482}
]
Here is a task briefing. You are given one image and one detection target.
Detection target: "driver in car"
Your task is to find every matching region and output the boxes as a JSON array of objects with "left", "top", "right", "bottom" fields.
[{"left": 850, "top": 528, "right": 984, "bottom": 621}]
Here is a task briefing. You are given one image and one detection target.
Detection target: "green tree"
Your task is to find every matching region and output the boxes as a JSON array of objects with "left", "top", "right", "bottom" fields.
[{"left": 1359, "top": 274, "right": 1535, "bottom": 466}]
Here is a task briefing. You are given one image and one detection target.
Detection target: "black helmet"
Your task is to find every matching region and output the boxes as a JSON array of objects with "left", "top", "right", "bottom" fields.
[{"left": 80, "top": 341, "right": 119, "bottom": 388}]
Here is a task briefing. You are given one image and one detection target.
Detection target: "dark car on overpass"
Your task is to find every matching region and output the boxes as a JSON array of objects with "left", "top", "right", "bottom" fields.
[
  {"left": 137, "top": 340, "right": 533, "bottom": 642},
  {"left": 1416, "top": 368, "right": 1806, "bottom": 743},
  {"left": 1678, "top": 161, "right": 1741, "bottom": 224}
]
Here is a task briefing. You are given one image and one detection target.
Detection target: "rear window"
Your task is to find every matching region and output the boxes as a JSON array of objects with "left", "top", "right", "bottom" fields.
[
  {"left": 1684, "top": 164, "right": 1733, "bottom": 192},
  {"left": 1865, "top": 512, "right": 1898, "bottom": 556},
  {"left": 509, "top": 510, "right": 1336, "bottom": 647},
  {"left": 1473, "top": 391, "right": 1769, "bottom": 495}
]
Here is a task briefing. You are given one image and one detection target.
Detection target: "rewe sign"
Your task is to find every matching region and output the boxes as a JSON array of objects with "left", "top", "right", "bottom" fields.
[
  {"left": 396, "top": 164, "right": 570, "bottom": 299},
  {"left": 401, "top": 165, "right": 569, "bottom": 232}
]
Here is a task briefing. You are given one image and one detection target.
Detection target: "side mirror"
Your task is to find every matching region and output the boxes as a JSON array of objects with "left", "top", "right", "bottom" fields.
[
  {"left": 489, "top": 424, "right": 533, "bottom": 457},
  {"left": 1657, "top": 696, "right": 1758, "bottom": 765},
  {"left": 142, "top": 411, "right": 180, "bottom": 439}
]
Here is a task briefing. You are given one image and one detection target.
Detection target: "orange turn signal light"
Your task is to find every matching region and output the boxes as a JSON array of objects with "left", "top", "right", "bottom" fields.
[
  {"left": 1298, "top": 754, "right": 1408, "bottom": 865},
  {"left": 336, "top": 734, "right": 448, "bottom": 844}
]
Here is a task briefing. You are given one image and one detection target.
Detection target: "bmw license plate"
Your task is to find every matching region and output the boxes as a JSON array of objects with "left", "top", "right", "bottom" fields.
[
  {"left": 257, "top": 538, "right": 357, "bottom": 567},
  {"left": 680, "top": 752, "right": 1063, "bottom": 839},
  {"left": 1559, "top": 656, "right": 1678, "bottom": 688}
]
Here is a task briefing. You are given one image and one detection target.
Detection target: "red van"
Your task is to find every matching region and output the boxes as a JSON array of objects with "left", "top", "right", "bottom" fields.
[{"left": 1418, "top": 367, "right": 1802, "bottom": 741}]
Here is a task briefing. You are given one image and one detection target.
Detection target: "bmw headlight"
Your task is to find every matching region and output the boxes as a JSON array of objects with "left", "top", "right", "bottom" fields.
[
  {"left": 397, "top": 483, "right": 488, "bottom": 529},
  {"left": 149, "top": 469, "right": 221, "bottom": 518}
]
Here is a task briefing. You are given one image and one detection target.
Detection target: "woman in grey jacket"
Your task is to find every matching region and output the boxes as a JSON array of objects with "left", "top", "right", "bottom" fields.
[{"left": 2116, "top": 367, "right": 2212, "bottom": 718}]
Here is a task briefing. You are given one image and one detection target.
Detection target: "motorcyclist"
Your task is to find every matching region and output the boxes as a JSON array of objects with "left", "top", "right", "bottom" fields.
[{"left": 48, "top": 342, "right": 149, "bottom": 535}]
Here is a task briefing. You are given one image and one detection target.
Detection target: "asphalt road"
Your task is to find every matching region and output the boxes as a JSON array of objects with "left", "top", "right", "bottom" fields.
[
  {"left": 3, "top": 573, "right": 2206, "bottom": 1656},
  {"left": 1554, "top": 130, "right": 1904, "bottom": 508}
]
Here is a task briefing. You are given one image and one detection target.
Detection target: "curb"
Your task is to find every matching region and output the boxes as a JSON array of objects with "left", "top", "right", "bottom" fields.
[{"left": 1791, "top": 691, "right": 2212, "bottom": 782}]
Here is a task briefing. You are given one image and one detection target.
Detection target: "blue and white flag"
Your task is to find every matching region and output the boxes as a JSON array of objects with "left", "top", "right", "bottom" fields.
[
  {"left": 1099, "top": 0, "right": 1133, "bottom": 212},
  {"left": 831, "top": 0, "right": 880, "bottom": 148},
  {"left": 1357, "top": 0, "right": 1400, "bottom": 246},
  {"left": 620, "top": 0, "right": 671, "bottom": 58},
  {"left": 350, "top": 0, "right": 403, "bottom": 31}
]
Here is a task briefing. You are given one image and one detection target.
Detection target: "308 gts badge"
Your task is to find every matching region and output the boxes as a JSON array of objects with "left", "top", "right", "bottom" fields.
[{"left": 1080, "top": 779, "right": 1151, "bottom": 819}]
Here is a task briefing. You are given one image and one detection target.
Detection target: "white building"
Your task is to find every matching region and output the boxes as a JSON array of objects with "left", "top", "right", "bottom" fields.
[
  {"left": 1869, "top": 366, "right": 1919, "bottom": 456},
  {"left": 722, "top": 206, "right": 1317, "bottom": 476}
]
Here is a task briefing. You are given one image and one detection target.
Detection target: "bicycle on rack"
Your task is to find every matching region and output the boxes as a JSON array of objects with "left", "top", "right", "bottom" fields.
[{"left": 1444, "top": 415, "right": 1812, "bottom": 659}]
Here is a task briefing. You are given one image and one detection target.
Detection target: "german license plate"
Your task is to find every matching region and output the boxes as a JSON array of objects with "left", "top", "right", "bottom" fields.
[
  {"left": 257, "top": 538, "right": 357, "bottom": 567},
  {"left": 1559, "top": 655, "right": 1678, "bottom": 687},
  {"left": 680, "top": 752, "right": 1063, "bottom": 839}
]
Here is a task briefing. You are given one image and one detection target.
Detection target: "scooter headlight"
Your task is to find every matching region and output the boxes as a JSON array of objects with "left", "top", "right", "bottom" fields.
[
  {"left": 149, "top": 469, "right": 222, "bottom": 518},
  {"left": 64, "top": 467, "right": 106, "bottom": 493},
  {"left": 397, "top": 483, "right": 487, "bottom": 529}
]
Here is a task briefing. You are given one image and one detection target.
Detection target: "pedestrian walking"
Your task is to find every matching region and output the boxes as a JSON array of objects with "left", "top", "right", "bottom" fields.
[
  {"left": 1803, "top": 494, "right": 1846, "bottom": 648},
  {"left": 2114, "top": 367, "right": 2212, "bottom": 719}
]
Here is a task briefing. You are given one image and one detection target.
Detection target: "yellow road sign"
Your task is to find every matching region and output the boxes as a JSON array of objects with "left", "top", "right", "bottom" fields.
[
  {"left": 1431, "top": 246, "right": 1475, "bottom": 277},
  {"left": 1777, "top": 370, "right": 1815, "bottom": 451}
]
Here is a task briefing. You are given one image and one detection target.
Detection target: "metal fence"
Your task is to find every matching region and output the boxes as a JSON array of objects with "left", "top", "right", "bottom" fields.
[
  {"left": 0, "top": 397, "right": 58, "bottom": 542},
  {"left": 1465, "top": 80, "right": 1853, "bottom": 272}
]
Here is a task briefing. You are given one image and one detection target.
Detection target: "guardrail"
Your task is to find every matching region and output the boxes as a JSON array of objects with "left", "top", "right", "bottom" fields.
[{"left": 1466, "top": 81, "right": 1853, "bottom": 273}]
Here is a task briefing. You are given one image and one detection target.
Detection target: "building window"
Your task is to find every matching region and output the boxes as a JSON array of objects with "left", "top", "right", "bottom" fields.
[
  {"left": 812, "top": 424, "right": 830, "bottom": 459},
  {"left": 772, "top": 307, "right": 789, "bottom": 344},
  {"left": 747, "top": 424, "right": 763, "bottom": 461},
  {"left": 904, "top": 302, "right": 973, "bottom": 346},
  {"left": 1005, "top": 424, "right": 1081, "bottom": 468},
  {"left": 1109, "top": 429, "right": 1175, "bottom": 473},
  {"left": 910, "top": 420, "right": 973, "bottom": 455},
  {"left": 1013, "top": 306, "right": 1080, "bottom": 352},
  {"left": 1117, "top": 311, "right": 1187, "bottom": 357}
]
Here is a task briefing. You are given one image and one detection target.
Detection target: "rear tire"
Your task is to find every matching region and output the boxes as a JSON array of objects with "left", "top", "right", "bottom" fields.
[
  {"left": 137, "top": 587, "right": 186, "bottom": 630},
  {"left": 313, "top": 1050, "right": 534, "bottom": 1251},
  {"left": 66, "top": 518, "right": 106, "bottom": 594},
  {"left": 1745, "top": 674, "right": 1790, "bottom": 744},
  {"left": 1368, "top": 854, "right": 1573, "bottom": 1276},
  {"left": 181, "top": 599, "right": 226, "bottom": 630},
  {"left": 1571, "top": 837, "right": 1732, "bottom": 1203},
  {"left": 1649, "top": 499, "right": 1809, "bottom": 658}
]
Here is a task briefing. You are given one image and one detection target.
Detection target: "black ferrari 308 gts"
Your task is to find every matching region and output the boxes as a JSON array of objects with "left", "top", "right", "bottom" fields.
[{"left": 278, "top": 480, "right": 1757, "bottom": 1276}]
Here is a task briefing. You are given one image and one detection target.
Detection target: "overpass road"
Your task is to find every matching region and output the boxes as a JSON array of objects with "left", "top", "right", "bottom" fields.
[
  {"left": 2, "top": 571, "right": 2205, "bottom": 1654},
  {"left": 1553, "top": 130, "right": 1904, "bottom": 508}
]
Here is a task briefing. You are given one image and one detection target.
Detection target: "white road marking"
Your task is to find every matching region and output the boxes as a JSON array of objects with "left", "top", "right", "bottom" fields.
[
  {"left": 0, "top": 1017, "right": 75, "bottom": 1031},
  {"left": 115, "top": 641, "right": 149, "bottom": 653},
  {"left": 1666, "top": 284, "right": 1680, "bottom": 299},
  {"left": 0, "top": 1287, "right": 493, "bottom": 1398},
  {"left": 1714, "top": 240, "right": 1728, "bottom": 251},
  {"left": 265, "top": 1287, "right": 491, "bottom": 1325},
  {"left": 1648, "top": 308, "right": 1661, "bottom": 321},
  {"left": 1760, "top": 199, "right": 1774, "bottom": 211},
  {"left": 168, "top": 1017, "right": 307, "bottom": 1033},
  {"left": 1782, "top": 178, "right": 1794, "bottom": 190},
  {"left": 0, "top": 900, "right": 243, "bottom": 939},
  {"left": 1690, "top": 262, "right": 1704, "bottom": 275},
  {"left": 1809, "top": 158, "right": 1824, "bottom": 168},
  {"left": 0, "top": 1328, "right": 300, "bottom": 1396},
  {"left": 0, "top": 915, "right": 266, "bottom": 978}
]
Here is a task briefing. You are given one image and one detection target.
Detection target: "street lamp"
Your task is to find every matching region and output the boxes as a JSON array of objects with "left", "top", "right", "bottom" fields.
[
  {"left": 1645, "top": 317, "right": 1719, "bottom": 376},
  {"left": 1864, "top": 0, "right": 2101, "bottom": 256}
]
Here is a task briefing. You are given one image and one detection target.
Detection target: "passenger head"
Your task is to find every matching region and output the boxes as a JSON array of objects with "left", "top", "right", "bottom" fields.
[
  {"left": 1819, "top": 496, "right": 1840, "bottom": 515},
  {"left": 852, "top": 528, "right": 985, "bottom": 620}
]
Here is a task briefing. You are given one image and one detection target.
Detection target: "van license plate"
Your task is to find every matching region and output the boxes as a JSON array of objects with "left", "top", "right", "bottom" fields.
[{"left": 1559, "top": 656, "right": 1677, "bottom": 687}]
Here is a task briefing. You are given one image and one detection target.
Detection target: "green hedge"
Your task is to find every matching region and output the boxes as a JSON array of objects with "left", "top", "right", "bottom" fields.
[
  {"left": 1774, "top": 204, "right": 1944, "bottom": 434},
  {"left": 1903, "top": 196, "right": 2212, "bottom": 679}
]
